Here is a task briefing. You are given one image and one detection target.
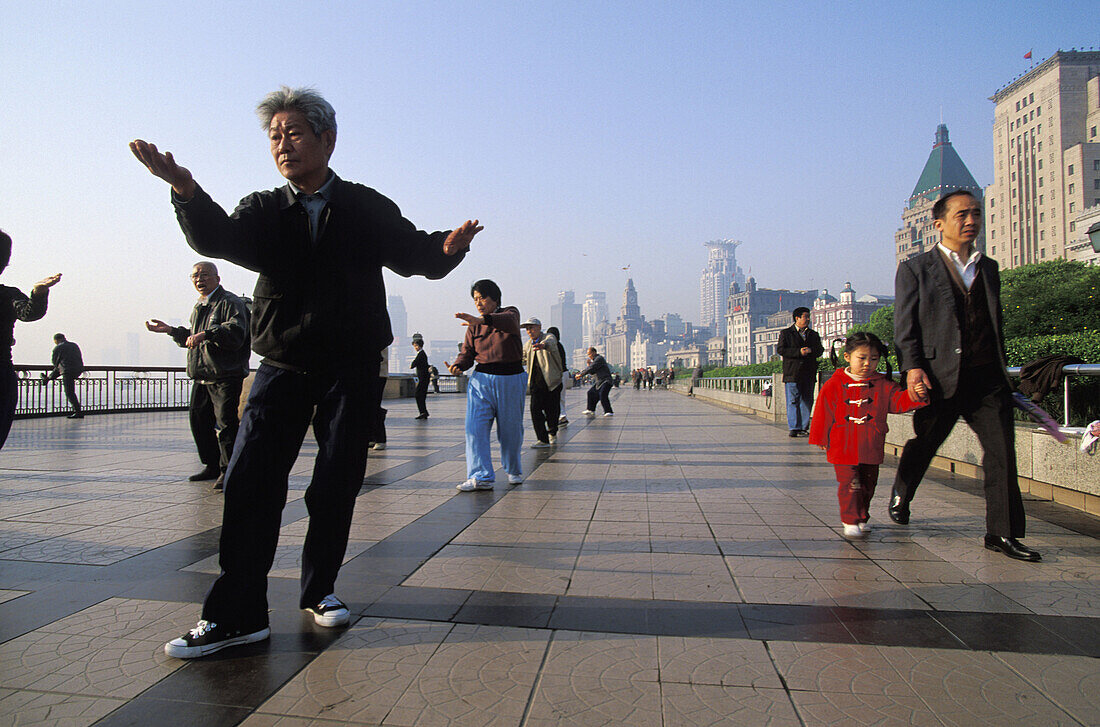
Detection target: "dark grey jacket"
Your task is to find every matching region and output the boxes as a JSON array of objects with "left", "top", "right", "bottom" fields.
[
  {"left": 777, "top": 325, "right": 823, "bottom": 383},
  {"left": 579, "top": 354, "right": 612, "bottom": 383},
  {"left": 168, "top": 286, "right": 250, "bottom": 381},
  {"left": 894, "top": 249, "right": 1010, "bottom": 399},
  {"left": 173, "top": 176, "right": 465, "bottom": 372},
  {"left": 50, "top": 340, "right": 84, "bottom": 378}
]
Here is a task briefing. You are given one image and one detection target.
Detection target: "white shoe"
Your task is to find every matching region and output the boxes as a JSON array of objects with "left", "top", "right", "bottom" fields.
[
  {"left": 305, "top": 594, "right": 351, "bottom": 627},
  {"left": 858, "top": 522, "right": 872, "bottom": 533},
  {"left": 531, "top": 441, "right": 550, "bottom": 449},
  {"left": 842, "top": 524, "right": 865, "bottom": 539},
  {"left": 508, "top": 474, "right": 523, "bottom": 485},
  {"left": 602, "top": 412, "right": 614, "bottom": 417},
  {"left": 559, "top": 418, "right": 569, "bottom": 427},
  {"left": 583, "top": 410, "right": 595, "bottom": 418},
  {"left": 371, "top": 442, "right": 386, "bottom": 451},
  {"left": 457, "top": 478, "right": 494, "bottom": 492},
  {"left": 548, "top": 434, "right": 557, "bottom": 444}
]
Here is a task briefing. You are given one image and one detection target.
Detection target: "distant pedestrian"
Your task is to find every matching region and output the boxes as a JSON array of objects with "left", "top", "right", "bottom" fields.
[
  {"left": 546, "top": 326, "right": 569, "bottom": 426},
  {"left": 808, "top": 333, "right": 924, "bottom": 539},
  {"left": 368, "top": 347, "right": 388, "bottom": 450},
  {"left": 0, "top": 229, "right": 60, "bottom": 448},
  {"left": 43, "top": 333, "right": 85, "bottom": 418},
  {"left": 778, "top": 306, "right": 823, "bottom": 437},
  {"left": 447, "top": 280, "right": 525, "bottom": 491},
  {"left": 411, "top": 336, "right": 430, "bottom": 419},
  {"left": 687, "top": 364, "right": 703, "bottom": 397},
  {"left": 521, "top": 317, "right": 563, "bottom": 447},
  {"left": 577, "top": 347, "right": 613, "bottom": 417},
  {"left": 146, "top": 262, "right": 250, "bottom": 489},
  {"left": 428, "top": 365, "right": 440, "bottom": 393}
]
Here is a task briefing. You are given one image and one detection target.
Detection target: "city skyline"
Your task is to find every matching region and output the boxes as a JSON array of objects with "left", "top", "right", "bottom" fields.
[{"left": 3, "top": 3, "right": 1097, "bottom": 366}]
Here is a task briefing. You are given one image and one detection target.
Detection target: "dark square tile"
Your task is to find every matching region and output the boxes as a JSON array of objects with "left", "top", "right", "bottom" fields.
[
  {"left": 455, "top": 590, "right": 558, "bottom": 628},
  {"left": 366, "top": 585, "right": 470, "bottom": 621},
  {"left": 739, "top": 603, "right": 855, "bottom": 644},
  {"left": 931, "top": 611, "right": 1088, "bottom": 655},
  {"left": 830, "top": 606, "right": 965, "bottom": 649}
]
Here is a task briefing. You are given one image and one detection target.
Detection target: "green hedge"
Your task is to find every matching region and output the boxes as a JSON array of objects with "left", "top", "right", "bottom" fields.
[{"left": 1003, "top": 332, "right": 1099, "bottom": 366}]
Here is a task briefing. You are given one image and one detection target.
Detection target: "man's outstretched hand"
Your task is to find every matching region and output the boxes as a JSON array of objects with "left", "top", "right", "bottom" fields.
[
  {"left": 31, "top": 274, "right": 62, "bottom": 297},
  {"left": 129, "top": 140, "right": 197, "bottom": 200},
  {"left": 443, "top": 220, "right": 483, "bottom": 255}
]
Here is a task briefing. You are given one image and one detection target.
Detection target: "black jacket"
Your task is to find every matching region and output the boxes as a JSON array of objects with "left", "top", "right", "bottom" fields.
[
  {"left": 579, "top": 354, "right": 612, "bottom": 383},
  {"left": 168, "top": 286, "right": 250, "bottom": 381},
  {"left": 411, "top": 349, "right": 429, "bottom": 379},
  {"left": 0, "top": 285, "right": 47, "bottom": 364},
  {"left": 895, "top": 249, "right": 1010, "bottom": 399},
  {"left": 50, "top": 340, "right": 84, "bottom": 377},
  {"left": 173, "top": 176, "right": 465, "bottom": 372},
  {"left": 777, "top": 325, "right": 823, "bottom": 382}
]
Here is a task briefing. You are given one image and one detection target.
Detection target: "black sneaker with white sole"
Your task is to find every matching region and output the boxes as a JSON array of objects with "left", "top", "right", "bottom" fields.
[
  {"left": 164, "top": 620, "right": 270, "bottom": 659},
  {"left": 305, "top": 594, "right": 351, "bottom": 627}
]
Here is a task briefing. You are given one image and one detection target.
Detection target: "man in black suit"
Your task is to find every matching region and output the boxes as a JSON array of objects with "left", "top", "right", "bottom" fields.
[
  {"left": 43, "top": 333, "right": 84, "bottom": 418},
  {"left": 890, "top": 190, "right": 1038, "bottom": 562},
  {"left": 777, "top": 307, "right": 823, "bottom": 437}
]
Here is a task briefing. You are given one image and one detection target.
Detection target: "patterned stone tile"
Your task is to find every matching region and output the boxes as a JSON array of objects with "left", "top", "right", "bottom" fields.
[
  {"left": 0, "top": 521, "right": 89, "bottom": 551},
  {"left": 734, "top": 577, "right": 834, "bottom": 606},
  {"left": 39, "top": 598, "right": 197, "bottom": 641},
  {"left": 542, "top": 631, "right": 658, "bottom": 682},
  {"left": 990, "top": 581, "right": 1100, "bottom": 617},
  {"left": 996, "top": 651, "right": 1100, "bottom": 726},
  {"left": 787, "top": 690, "right": 945, "bottom": 726},
  {"left": 661, "top": 683, "right": 802, "bottom": 727},
  {"left": 258, "top": 618, "right": 452, "bottom": 724},
  {"left": 657, "top": 636, "right": 782, "bottom": 689},
  {"left": 768, "top": 642, "right": 921, "bottom": 696},
  {"left": 0, "top": 688, "right": 126, "bottom": 727},
  {"left": 798, "top": 558, "right": 895, "bottom": 582},
  {"left": 881, "top": 647, "right": 1081, "bottom": 726},
  {"left": 875, "top": 560, "right": 980, "bottom": 585},
  {"left": 382, "top": 623, "right": 548, "bottom": 726},
  {"left": 0, "top": 629, "right": 183, "bottom": 698},
  {"left": 817, "top": 580, "right": 932, "bottom": 611},
  {"left": 725, "top": 555, "right": 813, "bottom": 580},
  {"left": 525, "top": 673, "right": 662, "bottom": 727},
  {"left": 902, "top": 583, "right": 1032, "bottom": 613},
  {"left": 781, "top": 540, "right": 869, "bottom": 560}
]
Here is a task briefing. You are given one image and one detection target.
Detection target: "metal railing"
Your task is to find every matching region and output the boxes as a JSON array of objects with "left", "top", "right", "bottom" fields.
[
  {"left": 1007, "top": 363, "right": 1100, "bottom": 427},
  {"left": 15, "top": 366, "right": 193, "bottom": 418},
  {"left": 695, "top": 365, "right": 1100, "bottom": 427}
]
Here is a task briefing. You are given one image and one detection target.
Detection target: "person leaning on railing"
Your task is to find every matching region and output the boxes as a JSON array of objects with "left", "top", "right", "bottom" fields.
[{"left": 0, "top": 229, "right": 62, "bottom": 449}]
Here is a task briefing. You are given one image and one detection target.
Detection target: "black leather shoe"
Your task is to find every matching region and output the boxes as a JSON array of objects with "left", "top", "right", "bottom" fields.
[
  {"left": 67, "top": 412, "right": 84, "bottom": 419},
  {"left": 887, "top": 494, "right": 910, "bottom": 525},
  {"left": 189, "top": 466, "right": 220, "bottom": 482},
  {"left": 789, "top": 430, "right": 799, "bottom": 438},
  {"left": 984, "top": 535, "right": 1041, "bottom": 562},
  {"left": 415, "top": 413, "right": 429, "bottom": 420}
]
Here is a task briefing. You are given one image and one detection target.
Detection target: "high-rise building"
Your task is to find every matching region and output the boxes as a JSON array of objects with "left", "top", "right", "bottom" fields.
[
  {"left": 581, "top": 292, "right": 608, "bottom": 348},
  {"left": 549, "top": 290, "right": 583, "bottom": 355},
  {"left": 699, "top": 240, "right": 743, "bottom": 331},
  {"left": 387, "top": 295, "right": 408, "bottom": 341},
  {"left": 895, "top": 124, "right": 984, "bottom": 264},
  {"left": 986, "top": 50, "right": 1100, "bottom": 269},
  {"left": 725, "top": 278, "right": 817, "bottom": 365}
]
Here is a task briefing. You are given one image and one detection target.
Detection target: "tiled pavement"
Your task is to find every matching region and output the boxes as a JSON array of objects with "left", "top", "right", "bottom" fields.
[{"left": 1, "top": 387, "right": 1098, "bottom": 726}]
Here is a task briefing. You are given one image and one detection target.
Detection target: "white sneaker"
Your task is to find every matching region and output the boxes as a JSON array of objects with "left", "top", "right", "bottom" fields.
[
  {"left": 508, "top": 474, "right": 523, "bottom": 485},
  {"left": 457, "top": 478, "right": 494, "bottom": 491},
  {"left": 548, "top": 434, "right": 557, "bottom": 444},
  {"left": 371, "top": 442, "right": 386, "bottom": 451},
  {"left": 583, "top": 410, "right": 595, "bottom": 418},
  {"left": 602, "top": 412, "right": 614, "bottom": 417},
  {"left": 531, "top": 441, "right": 550, "bottom": 449},
  {"left": 858, "top": 522, "right": 872, "bottom": 533},
  {"left": 305, "top": 594, "right": 351, "bottom": 627},
  {"left": 559, "top": 418, "right": 569, "bottom": 427},
  {"left": 842, "top": 524, "right": 865, "bottom": 539}
]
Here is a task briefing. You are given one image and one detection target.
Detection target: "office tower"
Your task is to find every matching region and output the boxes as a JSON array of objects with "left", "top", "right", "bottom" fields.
[{"left": 699, "top": 240, "right": 743, "bottom": 331}]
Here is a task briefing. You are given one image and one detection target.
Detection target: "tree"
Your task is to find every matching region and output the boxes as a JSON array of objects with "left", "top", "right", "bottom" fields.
[
  {"left": 846, "top": 305, "right": 894, "bottom": 346},
  {"left": 1000, "top": 260, "right": 1100, "bottom": 338}
]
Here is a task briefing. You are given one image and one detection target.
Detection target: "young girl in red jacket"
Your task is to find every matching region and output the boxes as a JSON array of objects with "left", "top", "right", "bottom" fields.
[{"left": 808, "top": 333, "right": 925, "bottom": 539}]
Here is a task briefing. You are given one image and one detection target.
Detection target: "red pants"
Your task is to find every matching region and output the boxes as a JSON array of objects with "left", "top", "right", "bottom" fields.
[{"left": 834, "top": 464, "right": 880, "bottom": 525}]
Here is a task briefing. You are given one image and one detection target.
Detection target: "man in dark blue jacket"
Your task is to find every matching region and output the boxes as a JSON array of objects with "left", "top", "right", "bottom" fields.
[{"left": 131, "top": 86, "right": 482, "bottom": 658}]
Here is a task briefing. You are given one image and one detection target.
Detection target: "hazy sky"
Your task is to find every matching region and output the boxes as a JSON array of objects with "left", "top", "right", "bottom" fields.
[{"left": 2, "top": 1, "right": 1097, "bottom": 367}]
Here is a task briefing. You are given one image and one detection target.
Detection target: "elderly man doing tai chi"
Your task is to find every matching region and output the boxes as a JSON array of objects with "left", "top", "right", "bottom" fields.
[{"left": 131, "top": 86, "right": 481, "bottom": 658}]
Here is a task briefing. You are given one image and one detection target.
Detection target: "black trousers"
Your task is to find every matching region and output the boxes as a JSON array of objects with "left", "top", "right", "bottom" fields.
[
  {"left": 189, "top": 378, "right": 243, "bottom": 472},
  {"left": 201, "top": 361, "right": 377, "bottom": 629},
  {"left": 530, "top": 384, "right": 561, "bottom": 442},
  {"left": 892, "top": 364, "right": 1026, "bottom": 538},
  {"left": 586, "top": 380, "right": 613, "bottom": 413},
  {"left": 415, "top": 377, "right": 429, "bottom": 415},
  {"left": 0, "top": 366, "right": 16, "bottom": 449}
]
